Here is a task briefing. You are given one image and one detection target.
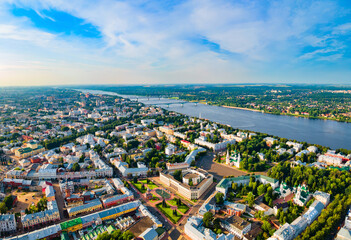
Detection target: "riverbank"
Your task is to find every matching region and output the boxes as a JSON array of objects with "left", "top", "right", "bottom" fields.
[
  {"left": 77, "top": 88, "right": 351, "bottom": 149},
  {"left": 221, "top": 105, "right": 262, "bottom": 113},
  {"left": 219, "top": 104, "right": 350, "bottom": 123}
]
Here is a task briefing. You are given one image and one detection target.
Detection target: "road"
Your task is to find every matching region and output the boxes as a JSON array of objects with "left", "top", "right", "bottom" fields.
[{"left": 53, "top": 183, "right": 66, "bottom": 220}]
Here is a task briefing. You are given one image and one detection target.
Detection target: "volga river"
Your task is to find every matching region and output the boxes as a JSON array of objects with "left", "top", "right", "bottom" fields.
[{"left": 79, "top": 89, "right": 351, "bottom": 150}]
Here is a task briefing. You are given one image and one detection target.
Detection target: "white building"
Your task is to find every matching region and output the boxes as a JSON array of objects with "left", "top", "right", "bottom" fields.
[
  {"left": 141, "top": 119, "right": 156, "bottom": 126},
  {"left": 160, "top": 168, "right": 213, "bottom": 200},
  {"left": 216, "top": 175, "right": 279, "bottom": 196},
  {"left": 345, "top": 207, "right": 351, "bottom": 230},
  {"left": 226, "top": 150, "right": 241, "bottom": 168},
  {"left": 184, "top": 216, "right": 234, "bottom": 240},
  {"left": 313, "top": 191, "right": 330, "bottom": 206},
  {"left": 264, "top": 137, "right": 277, "bottom": 146},
  {"left": 174, "top": 132, "right": 187, "bottom": 140},
  {"left": 268, "top": 223, "right": 295, "bottom": 240},
  {"left": 111, "top": 159, "right": 149, "bottom": 177},
  {"left": 195, "top": 138, "right": 235, "bottom": 151},
  {"left": 286, "top": 141, "right": 303, "bottom": 152},
  {"left": 307, "top": 146, "right": 318, "bottom": 153},
  {"left": 0, "top": 214, "right": 16, "bottom": 233},
  {"left": 138, "top": 204, "right": 162, "bottom": 228},
  {"left": 165, "top": 144, "right": 176, "bottom": 156},
  {"left": 318, "top": 154, "right": 344, "bottom": 167}
]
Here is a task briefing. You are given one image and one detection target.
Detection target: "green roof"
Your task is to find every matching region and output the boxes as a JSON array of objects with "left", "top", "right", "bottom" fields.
[
  {"left": 18, "top": 147, "right": 33, "bottom": 154},
  {"left": 107, "top": 225, "right": 116, "bottom": 234},
  {"left": 17, "top": 145, "right": 44, "bottom": 154},
  {"left": 60, "top": 217, "right": 82, "bottom": 230},
  {"left": 259, "top": 175, "right": 279, "bottom": 183}
]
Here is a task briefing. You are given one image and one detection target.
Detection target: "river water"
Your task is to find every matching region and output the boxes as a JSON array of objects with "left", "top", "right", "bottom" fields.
[{"left": 79, "top": 89, "right": 351, "bottom": 150}]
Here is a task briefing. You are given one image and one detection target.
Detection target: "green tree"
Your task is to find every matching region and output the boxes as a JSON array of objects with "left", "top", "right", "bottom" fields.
[
  {"left": 203, "top": 212, "right": 213, "bottom": 228},
  {"left": 257, "top": 184, "right": 266, "bottom": 196},
  {"left": 0, "top": 202, "right": 8, "bottom": 214},
  {"left": 173, "top": 170, "right": 182, "bottom": 182},
  {"left": 72, "top": 162, "right": 80, "bottom": 172},
  {"left": 246, "top": 192, "right": 255, "bottom": 207},
  {"left": 215, "top": 192, "right": 224, "bottom": 205}
]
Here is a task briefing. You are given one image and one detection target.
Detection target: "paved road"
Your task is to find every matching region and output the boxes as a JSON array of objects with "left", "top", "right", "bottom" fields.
[
  {"left": 196, "top": 152, "right": 248, "bottom": 180},
  {"left": 53, "top": 183, "right": 66, "bottom": 220}
]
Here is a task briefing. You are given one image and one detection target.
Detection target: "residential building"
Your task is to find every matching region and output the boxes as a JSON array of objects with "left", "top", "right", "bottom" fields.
[
  {"left": 216, "top": 175, "right": 279, "bottom": 196},
  {"left": 224, "top": 201, "right": 246, "bottom": 216},
  {"left": 184, "top": 216, "right": 234, "bottom": 240},
  {"left": 0, "top": 214, "right": 16, "bottom": 233},
  {"left": 221, "top": 215, "right": 251, "bottom": 239},
  {"left": 111, "top": 159, "right": 149, "bottom": 177},
  {"left": 195, "top": 138, "right": 235, "bottom": 151},
  {"left": 165, "top": 144, "right": 176, "bottom": 156},
  {"left": 21, "top": 200, "right": 60, "bottom": 229},
  {"left": 141, "top": 119, "right": 156, "bottom": 126},
  {"left": 67, "top": 199, "right": 103, "bottom": 218},
  {"left": 286, "top": 141, "right": 303, "bottom": 152},
  {"left": 102, "top": 187, "right": 134, "bottom": 208},
  {"left": 313, "top": 191, "right": 330, "bottom": 206},
  {"left": 268, "top": 223, "right": 295, "bottom": 240}
]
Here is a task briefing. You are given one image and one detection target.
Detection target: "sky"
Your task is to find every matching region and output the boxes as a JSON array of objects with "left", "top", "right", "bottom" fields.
[{"left": 0, "top": 0, "right": 351, "bottom": 86}]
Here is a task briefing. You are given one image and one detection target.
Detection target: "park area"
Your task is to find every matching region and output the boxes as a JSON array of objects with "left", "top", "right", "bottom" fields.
[
  {"left": 131, "top": 178, "right": 191, "bottom": 224},
  {"left": 155, "top": 189, "right": 170, "bottom": 199},
  {"left": 155, "top": 197, "right": 189, "bottom": 224},
  {"left": 167, "top": 198, "right": 189, "bottom": 214},
  {"left": 156, "top": 201, "right": 182, "bottom": 224},
  {"left": 131, "top": 179, "right": 158, "bottom": 193}
]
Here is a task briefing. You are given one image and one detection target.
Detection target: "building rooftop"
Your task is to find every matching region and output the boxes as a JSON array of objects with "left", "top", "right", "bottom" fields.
[
  {"left": 60, "top": 218, "right": 82, "bottom": 231},
  {"left": 225, "top": 215, "right": 250, "bottom": 231}
]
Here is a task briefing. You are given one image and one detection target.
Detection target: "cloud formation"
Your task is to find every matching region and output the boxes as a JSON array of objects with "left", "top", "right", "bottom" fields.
[{"left": 0, "top": 0, "right": 350, "bottom": 85}]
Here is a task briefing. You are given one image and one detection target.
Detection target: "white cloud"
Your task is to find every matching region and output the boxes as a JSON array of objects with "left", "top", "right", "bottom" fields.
[
  {"left": 333, "top": 23, "right": 351, "bottom": 35},
  {"left": 0, "top": 24, "right": 54, "bottom": 45},
  {"left": 0, "top": 0, "right": 349, "bottom": 85}
]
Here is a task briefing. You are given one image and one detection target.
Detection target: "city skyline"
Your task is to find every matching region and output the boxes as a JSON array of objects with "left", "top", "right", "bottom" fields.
[{"left": 0, "top": 0, "right": 351, "bottom": 86}]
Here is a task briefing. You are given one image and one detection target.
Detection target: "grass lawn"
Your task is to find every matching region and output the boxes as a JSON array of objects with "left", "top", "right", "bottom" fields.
[
  {"left": 178, "top": 205, "right": 189, "bottom": 214},
  {"left": 156, "top": 203, "right": 182, "bottom": 224},
  {"left": 132, "top": 182, "right": 147, "bottom": 193},
  {"left": 167, "top": 199, "right": 190, "bottom": 214},
  {"left": 139, "top": 180, "right": 159, "bottom": 190}
]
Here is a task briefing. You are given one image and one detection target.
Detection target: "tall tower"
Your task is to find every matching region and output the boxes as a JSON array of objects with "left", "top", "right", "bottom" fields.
[{"left": 226, "top": 149, "right": 230, "bottom": 165}]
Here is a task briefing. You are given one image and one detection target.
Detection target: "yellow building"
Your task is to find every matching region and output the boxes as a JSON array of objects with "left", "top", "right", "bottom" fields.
[
  {"left": 158, "top": 126, "right": 174, "bottom": 135},
  {"left": 67, "top": 199, "right": 103, "bottom": 218},
  {"left": 60, "top": 218, "right": 83, "bottom": 233},
  {"left": 15, "top": 141, "right": 45, "bottom": 159}
]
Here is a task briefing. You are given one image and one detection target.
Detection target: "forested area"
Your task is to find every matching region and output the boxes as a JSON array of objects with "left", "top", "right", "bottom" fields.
[{"left": 269, "top": 162, "right": 351, "bottom": 239}]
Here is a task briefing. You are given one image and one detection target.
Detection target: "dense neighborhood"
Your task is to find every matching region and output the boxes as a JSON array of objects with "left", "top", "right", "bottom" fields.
[{"left": 0, "top": 88, "right": 350, "bottom": 240}]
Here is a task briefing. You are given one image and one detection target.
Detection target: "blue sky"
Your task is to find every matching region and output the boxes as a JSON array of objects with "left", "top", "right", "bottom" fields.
[{"left": 0, "top": 0, "right": 350, "bottom": 86}]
